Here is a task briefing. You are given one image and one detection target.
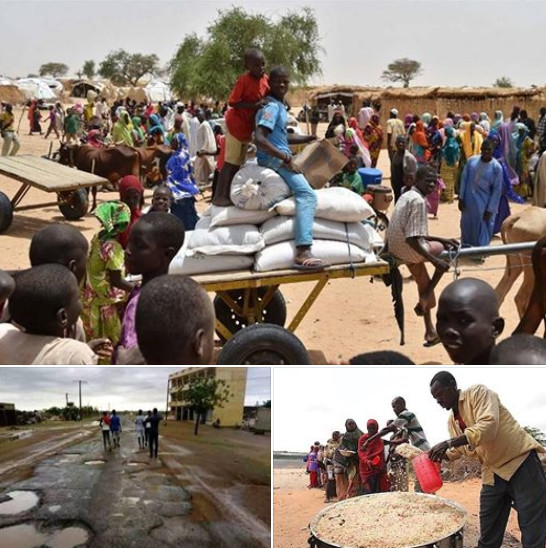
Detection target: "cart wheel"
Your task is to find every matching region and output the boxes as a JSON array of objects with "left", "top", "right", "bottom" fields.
[
  {"left": 217, "top": 323, "right": 311, "bottom": 365},
  {"left": 214, "top": 288, "right": 287, "bottom": 342},
  {"left": 0, "top": 191, "right": 14, "bottom": 233},
  {"left": 57, "top": 189, "right": 89, "bottom": 220}
]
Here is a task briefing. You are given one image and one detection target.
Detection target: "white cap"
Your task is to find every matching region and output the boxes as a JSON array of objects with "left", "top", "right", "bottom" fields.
[{"left": 390, "top": 108, "right": 398, "bottom": 116}]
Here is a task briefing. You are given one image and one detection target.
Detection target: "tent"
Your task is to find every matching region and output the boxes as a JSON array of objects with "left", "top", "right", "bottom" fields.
[
  {"left": 71, "top": 80, "right": 104, "bottom": 98},
  {"left": 40, "top": 78, "right": 64, "bottom": 95},
  {"left": 16, "top": 78, "right": 57, "bottom": 101},
  {"left": 145, "top": 80, "right": 172, "bottom": 103}
]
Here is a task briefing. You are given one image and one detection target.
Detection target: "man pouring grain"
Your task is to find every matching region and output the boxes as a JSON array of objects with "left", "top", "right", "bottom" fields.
[{"left": 429, "top": 371, "right": 546, "bottom": 548}]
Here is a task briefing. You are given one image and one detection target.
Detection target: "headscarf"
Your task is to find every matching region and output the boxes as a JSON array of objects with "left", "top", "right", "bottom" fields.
[
  {"left": 166, "top": 133, "right": 199, "bottom": 200},
  {"left": 453, "top": 114, "right": 462, "bottom": 126},
  {"left": 348, "top": 117, "right": 364, "bottom": 142},
  {"left": 112, "top": 110, "right": 134, "bottom": 146},
  {"left": 412, "top": 121, "right": 429, "bottom": 148},
  {"left": 358, "top": 419, "right": 385, "bottom": 482},
  {"left": 462, "top": 114, "right": 471, "bottom": 122},
  {"left": 118, "top": 175, "right": 144, "bottom": 248},
  {"left": 492, "top": 110, "right": 504, "bottom": 130},
  {"left": 325, "top": 113, "right": 346, "bottom": 139},
  {"left": 404, "top": 114, "right": 413, "bottom": 129},
  {"left": 132, "top": 116, "right": 145, "bottom": 142},
  {"left": 94, "top": 201, "right": 131, "bottom": 241},
  {"left": 87, "top": 129, "right": 103, "bottom": 148},
  {"left": 442, "top": 127, "right": 460, "bottom": 166},
  {"left": 147, "top": 114, "right": 165, "bottom": 136},
  {"left": 470, "top": 112, "right": 480, "bottom": 123},
  {"left": 460, "top": 122, "right": 483, "bottom": 158},
  {"left": 341, "top": 419, "right": 363, "bottom": 452},
  {"left": 421, "top": 112, "right": 431, "bottom": 126}
]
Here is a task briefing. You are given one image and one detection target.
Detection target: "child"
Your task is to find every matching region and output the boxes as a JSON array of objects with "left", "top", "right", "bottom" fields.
[
  {"left": 81, "top": 202, "right": 134, "bottom": 348},
  {"left": 115, "top": 212, "right": 185, "bottom": 364},
  {"left": 213, "top": 48, "right": 269, "bottom": 206},
  {"left": 0, "top": 264, "right": 97, "bottom": 365},
  {"left": 254, "top": 66, "right": 326, "bottom": 270},
  {"left": 339, "top": 157, "right": 364, "bottom": 195},
  {"left": 135, "top": 275, "right": 215, "bottom": 365},
  {"left": 44, "top": 105, "right": 60, "bottom": 139},
  {"left": 143, "top": 185, "right": 173, "bottom": 214},
  {"left": 436, "top": 278, "right": 505, "bottom": 364},
  {"left": 489, "top": 334, "right": 546, "bottom": 365},
  {"left": 118, "top": 175, "right": 144, "bottom": 249},
  {"left": 211, "top": 124, "right": 226, "bottom": 200}
]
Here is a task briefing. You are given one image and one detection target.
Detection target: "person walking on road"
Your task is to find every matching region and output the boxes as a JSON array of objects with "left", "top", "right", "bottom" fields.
[
  {"left": 145, "top": 408, "right": 161, "bottom": 458},
  {"left": 99, "top": 411, "right": 112, "bottom": 452},
  {"left": 135, "top": 409, "right": 146, "bottom": 450},
  {"left": 110, "top": 410, "right": 122, "bottom": 448},
  {"left": 144, "top": 410, "right": 152, "bottom": 448}
]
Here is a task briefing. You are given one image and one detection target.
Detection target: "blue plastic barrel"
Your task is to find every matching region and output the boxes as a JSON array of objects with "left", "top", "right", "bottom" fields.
[{"left": 358, "top": 167, "right": 382, "bottom": 189}]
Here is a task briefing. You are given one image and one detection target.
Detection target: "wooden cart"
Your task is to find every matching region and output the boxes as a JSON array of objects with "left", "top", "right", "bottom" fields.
[
  {"left": 0, "top": 155, "right": 107, "bottom": 233},
  {"left": 190, "top": 260, "right": 390, "bottom": 364}
]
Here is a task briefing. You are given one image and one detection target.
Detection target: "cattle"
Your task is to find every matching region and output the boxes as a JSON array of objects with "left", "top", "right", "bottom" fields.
[
  {"left": 58, "top": 143, "right": 140, "bottom": 210},
  {"left": 133, "top": 144, "right": 172, "bottom": 181},
  {"left": 495, "top": 206, "right": 546, "bottom": 318}
]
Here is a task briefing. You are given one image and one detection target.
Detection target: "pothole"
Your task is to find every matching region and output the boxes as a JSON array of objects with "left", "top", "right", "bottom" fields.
[
  {"left": 0, "top": 523, "right": 90, "bottom": 548},
  {"left": 0, "top": 491, "right": 40, "bottom": 515},
  {"left": 84, "top": 460, "right": 105, "bottom": 465}
]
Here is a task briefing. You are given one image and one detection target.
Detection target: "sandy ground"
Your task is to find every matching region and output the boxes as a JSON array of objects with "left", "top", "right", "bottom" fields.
[
  {"left": 273, "top": 466, "right": 522, "bottom": 548},
  {"left": 0, "top": 109, "right": 531, "bottom": 364}
]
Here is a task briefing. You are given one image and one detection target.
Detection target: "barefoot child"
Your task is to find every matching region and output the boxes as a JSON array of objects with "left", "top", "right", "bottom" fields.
[
  {"left": 135, "top": 275, "right": 215, "bottom": 365},
  {"left": 213, "top": 48, "right": 269, "bottom": 206},
  {"left": 0, "top": 264, "right": 97, "bottom": 364},
  {"left": 115, "top": 212, "right": 185, "bottom": 364},
  {"left": 254, "top": 66, "right": 327, "bottom": 270}
]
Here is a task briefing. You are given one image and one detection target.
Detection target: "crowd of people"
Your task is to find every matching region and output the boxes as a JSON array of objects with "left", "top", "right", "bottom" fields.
[
  {"left": 304, "top": 371, "right": 546, "bottom": 547},
  {"left": 2, "top": 44, "right": 546, "bottom": 365},
  {"left": 99, "top": 408, "right": 162, "bottom": 458}
]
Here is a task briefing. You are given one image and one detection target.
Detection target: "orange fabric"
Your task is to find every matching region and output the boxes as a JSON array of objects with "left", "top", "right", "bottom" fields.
[{"left": 224, "top": 73, "right": 270, "bottom": 141}]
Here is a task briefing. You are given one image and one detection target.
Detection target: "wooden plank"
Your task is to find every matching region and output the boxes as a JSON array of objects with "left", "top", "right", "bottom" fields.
[
  {"left": 190, "top": 260, "right": 389, "bottom": 292},
  {"left": 0, "top": 155, "right": 106, "bottom": 192}
]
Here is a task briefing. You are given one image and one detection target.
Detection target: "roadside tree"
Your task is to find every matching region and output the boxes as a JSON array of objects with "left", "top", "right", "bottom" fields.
[
  {"left": 381, "top": 58, "right": 422, "bottom": 88},
  {"left": 39, "top": 62, "right": 69, "bottom": 78}
]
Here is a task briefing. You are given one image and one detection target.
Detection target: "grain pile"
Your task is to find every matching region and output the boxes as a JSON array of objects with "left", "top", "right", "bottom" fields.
[
  {"left": 312, "top": 493, "right": 466, "bottom": 548},
  {"left": 395, "top": 443, "right": 423, "bottom": 460}
]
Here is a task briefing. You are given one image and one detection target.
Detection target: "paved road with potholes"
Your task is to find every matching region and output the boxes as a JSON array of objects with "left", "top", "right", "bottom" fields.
[{"left": 0, "top": 418, "right": 269, "bottom": 548}]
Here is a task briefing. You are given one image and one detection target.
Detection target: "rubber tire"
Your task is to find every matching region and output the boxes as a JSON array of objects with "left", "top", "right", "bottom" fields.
[
  {"left": 217, "top": 323, "right": 311, "bottom": 365},
  {"left": 214, "top": 288, "right": 287, "bottom": 342},
  {"left": 0, "top": 191, "right": 14, "bottom": 233},
  {"left": 57, "top": 189, "right": 89, "bottom": 220}
]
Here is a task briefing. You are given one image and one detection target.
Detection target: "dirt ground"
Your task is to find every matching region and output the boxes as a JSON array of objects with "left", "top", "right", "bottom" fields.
[
  {"left": 0, "top": 108, "right": 531, "bottom": 364},
  {"left": 273, "top": 467, "right": 522, "bottom": 548}
]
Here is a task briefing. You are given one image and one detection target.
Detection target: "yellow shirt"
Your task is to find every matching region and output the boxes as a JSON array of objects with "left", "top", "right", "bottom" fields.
[
  {"left": 445, "top": 384, "right": 544, "bottom": 486},
  {"left": 0, "top": 111, "right": 14, "bottom": 131}
]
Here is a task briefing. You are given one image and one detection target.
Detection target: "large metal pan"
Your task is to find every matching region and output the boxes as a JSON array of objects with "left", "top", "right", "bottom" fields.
[{"left": 308, "top": 492, "right": 466, "bottom": 548}]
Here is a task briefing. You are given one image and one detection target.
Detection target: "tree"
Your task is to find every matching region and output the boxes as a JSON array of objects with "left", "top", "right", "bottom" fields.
[
  {"left": 493, "top": 76, "right": 514, "bottom": 88},
  {"left": 170, "top": 6, "right": 322, "bottom": 99},
  {"left": 98, "top": 50, "right": 160, "bottom": 86},
  {"left": 82, "top": 60, "right": 96, "bottom": 80},
  {"left": 39, "top": 62, "right": 69, "bottom": 78},
  {"left": 262, "top": 400, "right": 271, "bottom": 408},
  {"left": 381, "top": 58, "right": 423, "bottom": 88},
  {"left": 524, "top": 426, "right": 546, "bottom": 446},
  {"left": 179, "top": 377, "right": 233, "bottom": 435}
]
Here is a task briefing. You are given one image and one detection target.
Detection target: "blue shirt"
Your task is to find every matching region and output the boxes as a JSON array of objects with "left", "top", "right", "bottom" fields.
[
  {"left": 110, "top": 415, "right": 121, "bottom": 432},
  {"left": 256, "top": 96, "right": 291, "bottom": 165}
]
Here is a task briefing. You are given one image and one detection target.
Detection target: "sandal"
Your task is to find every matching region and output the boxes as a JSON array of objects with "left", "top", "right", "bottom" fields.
[
  {"left": 423, "top": 336, "right": 441, "bottom": 348},
  {"left": 293, "top": 257, "right": 330, "bottom": 271}
]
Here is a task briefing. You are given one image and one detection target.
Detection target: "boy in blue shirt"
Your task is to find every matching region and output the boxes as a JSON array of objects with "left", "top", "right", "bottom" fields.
[{"left": 254, "top": 66, "right": 328, "bottom": 270}]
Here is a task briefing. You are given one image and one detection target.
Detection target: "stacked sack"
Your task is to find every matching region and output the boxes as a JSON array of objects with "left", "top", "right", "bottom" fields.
[{"left": 169, "top": 163, "right": 384, "bottom": 275}]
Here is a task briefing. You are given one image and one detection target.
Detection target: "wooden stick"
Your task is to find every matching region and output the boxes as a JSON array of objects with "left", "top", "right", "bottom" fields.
[
  {"left": 48, "top": 142, "right": 53, "bottom": 159},
  {"left": 16, "top": 107, "right": 27, "bottom": 133}
]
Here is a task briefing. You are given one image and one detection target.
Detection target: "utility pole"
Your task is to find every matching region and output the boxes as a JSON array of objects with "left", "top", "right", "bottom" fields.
[
  {"left": 65, "top": 393, "right": 69, "bottom": 406},
  {"left": 73, "top": 380, "right": 88, "bottom": 421}
]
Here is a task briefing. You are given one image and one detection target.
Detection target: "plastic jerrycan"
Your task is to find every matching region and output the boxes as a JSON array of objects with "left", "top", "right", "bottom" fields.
[{"left": 412, "top": 452, "right": 443, "bottom": 493}]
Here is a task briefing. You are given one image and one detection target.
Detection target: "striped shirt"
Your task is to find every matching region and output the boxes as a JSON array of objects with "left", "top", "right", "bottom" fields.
[
  {"left": 387, "top": 187, "right": 429, "bottom": 264},
  {"left": 393, "top": 410, "right": 430, "bottom": 451}
]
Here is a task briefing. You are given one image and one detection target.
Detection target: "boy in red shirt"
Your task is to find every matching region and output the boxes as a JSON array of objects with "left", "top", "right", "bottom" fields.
[{"left": 213, "top": 48, "right": 269, "bottom": 206}]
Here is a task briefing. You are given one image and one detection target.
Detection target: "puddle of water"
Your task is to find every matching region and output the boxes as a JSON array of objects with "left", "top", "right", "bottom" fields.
[
  {"left": 0, "top": 490, "right": 39, "bottom": 515},
  {"left": 122, "top": 497, "right": 139, "bottom": 504},
  {"left": 49, "top": 505, "right": 61, "bottom": 513},
  {"left": 0, "top": 523, "right": 47, "bottom": 548},
  {"left": 49, "top": 526, "right": 89, "bottom": 548},
  {"left": 0, "top": 523, "right": 89, "bottom": 548},
  {"left": 84, "top": 460, "right": 105, "bottom": 465},
  {"left": 127, "top": 462, "right": 147, "bottom": 467}
]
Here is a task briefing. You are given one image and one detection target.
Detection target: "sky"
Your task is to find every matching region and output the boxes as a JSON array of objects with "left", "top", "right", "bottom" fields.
[
  {"left": 273, "top": 366, "right": 546, "bottom": 452},
  {"left": 0, "top": 367, "right": 271, "bottom": 411},
  {"left": 1, "top": 0, "right": 545, "bottom": 88}
]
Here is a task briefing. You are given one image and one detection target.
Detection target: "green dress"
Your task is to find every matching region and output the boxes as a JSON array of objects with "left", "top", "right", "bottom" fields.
[{"left": 81, "top": 235, "right": 126, "bottom": 345}]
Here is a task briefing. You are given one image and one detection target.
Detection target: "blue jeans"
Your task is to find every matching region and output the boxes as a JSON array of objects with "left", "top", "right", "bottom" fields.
[
  {"left": 171, "top": 197, "right": 199, "bottom": 231},
  {"left": 258, "top": 157, "right": 316, "bottom": 247}
]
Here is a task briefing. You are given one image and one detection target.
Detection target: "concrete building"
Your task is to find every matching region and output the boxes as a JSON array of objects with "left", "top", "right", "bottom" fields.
[
  {"left": 168, "top": 368, "right": 247, "bottom": 427},
  {"left": 0, "top": 403, "right": 16, "bottom": 427}
]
